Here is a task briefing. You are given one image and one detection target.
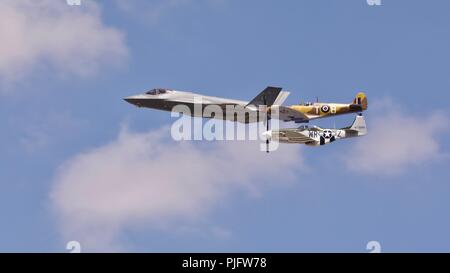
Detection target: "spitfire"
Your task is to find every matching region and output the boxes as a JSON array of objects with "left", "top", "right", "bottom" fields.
[{"left": 274, "top": 92, "right": 368, "bottom": 123}]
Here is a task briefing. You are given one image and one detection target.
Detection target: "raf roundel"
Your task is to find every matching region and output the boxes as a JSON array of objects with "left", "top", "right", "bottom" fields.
[{"left": 321, "top": 105, "right": 330, "bottom": 113}]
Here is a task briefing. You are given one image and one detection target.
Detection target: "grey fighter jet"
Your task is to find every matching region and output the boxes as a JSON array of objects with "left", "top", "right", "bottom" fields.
[{"left": 124, "top": 86, "right": 290, "bottom": 123}]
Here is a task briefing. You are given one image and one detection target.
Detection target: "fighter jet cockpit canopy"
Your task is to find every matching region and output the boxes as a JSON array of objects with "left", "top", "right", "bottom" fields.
[
  {"left": 146, "top": 88, "right": 168, "bottom": 95},
  {"left": 298, "top": 125, "right": 309, "bottom": 130}
]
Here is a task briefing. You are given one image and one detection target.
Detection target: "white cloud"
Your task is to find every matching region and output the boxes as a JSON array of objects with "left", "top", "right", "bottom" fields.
[
  {"left": 345, "top": 99, "right": 449, "bottom": 175},
  {"left": 0, "top": 0, "right": 128, "bottom": 86},
  {"left": 50, "top": 126, "right": 303, "bottom": 251}
]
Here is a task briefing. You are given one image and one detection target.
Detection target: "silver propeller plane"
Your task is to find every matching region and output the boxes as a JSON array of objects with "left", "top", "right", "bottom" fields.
[{"left": 264, "top": 114, "right": 367, "bottom": 147}]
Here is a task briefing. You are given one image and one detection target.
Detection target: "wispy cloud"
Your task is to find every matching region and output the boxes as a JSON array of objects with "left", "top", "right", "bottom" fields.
[
  {"left": 345, "top": 98, "right": 449, "bottom": 175},
  {"left": 50, "top": 126, "right": 303, "bottom": 251},
  {"left": 0, "top": 0, "right": 128, "bottom": 88}
]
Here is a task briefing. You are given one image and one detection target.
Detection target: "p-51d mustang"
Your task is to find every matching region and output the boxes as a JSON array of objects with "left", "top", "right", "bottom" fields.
[
  {"left": 124, "top": 86, "right": 368, "bottom": 123},
  {"left": 263, "top": 114, "right": 367, "bottom": 147}
]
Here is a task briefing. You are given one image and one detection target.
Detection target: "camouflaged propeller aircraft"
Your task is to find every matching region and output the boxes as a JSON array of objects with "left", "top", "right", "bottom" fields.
[
  {"left": 263, "top": 114, "right": 367, "bottom": 147},
  {"left": 274, "top": 92, "right": 368, "bottom": 123}
]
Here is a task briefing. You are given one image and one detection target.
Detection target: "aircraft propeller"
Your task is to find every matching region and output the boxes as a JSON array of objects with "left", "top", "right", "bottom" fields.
[{"left": 264, "top": 95, "right": 270, "bottom": 153}]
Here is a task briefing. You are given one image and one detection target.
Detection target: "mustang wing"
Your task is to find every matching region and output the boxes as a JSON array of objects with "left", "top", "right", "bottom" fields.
[{"left": 278, "top": 130, "right": 315, "bottom": 143}]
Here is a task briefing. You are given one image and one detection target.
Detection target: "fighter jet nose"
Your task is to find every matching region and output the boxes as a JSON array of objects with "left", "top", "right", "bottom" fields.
[
  {"left": 262, "top": 130, "right": 272, "bottom": 140},
  {"left": 123, "top": 96, "right": 142, "bottom": 107}
]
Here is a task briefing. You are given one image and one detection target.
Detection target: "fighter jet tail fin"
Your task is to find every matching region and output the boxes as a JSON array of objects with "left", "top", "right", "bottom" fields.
[
  {"left": 273, "top": 91, "right": 290, "bottom": 106},
  {"left": 352, "top": 92, "right": 368, "bottom": 110},
  {"left": 246, "top": 86, "right": 283, "bottom": 107}
]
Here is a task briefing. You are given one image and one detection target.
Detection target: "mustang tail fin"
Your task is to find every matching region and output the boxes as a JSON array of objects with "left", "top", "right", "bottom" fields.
[
  {"left": 349, "top": 114, "right": 367, "bottom": 136},
  {"left": 246, "top": 86, "right": 283, "bottom": 107},
  {"left": 352, "top": 92, "right": 368, "bottom": 110}
]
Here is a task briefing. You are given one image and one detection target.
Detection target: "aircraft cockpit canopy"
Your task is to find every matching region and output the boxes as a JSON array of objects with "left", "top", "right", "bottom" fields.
[
  {"left": 146, "top": 88, "right": 167, "bottom": 95},
  {"left": 298, "top": 125, "right": 309, "bottom": 130}
]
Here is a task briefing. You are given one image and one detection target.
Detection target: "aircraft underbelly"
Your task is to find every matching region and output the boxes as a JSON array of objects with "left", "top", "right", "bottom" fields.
[{"left": 139, "top": 100, "right": 264, "bottom": 123}]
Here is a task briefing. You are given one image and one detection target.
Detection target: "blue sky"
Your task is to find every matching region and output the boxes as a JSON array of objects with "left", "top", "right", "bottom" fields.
[{"left": 1, "top": 0, "right": 450, "bottom": 252}]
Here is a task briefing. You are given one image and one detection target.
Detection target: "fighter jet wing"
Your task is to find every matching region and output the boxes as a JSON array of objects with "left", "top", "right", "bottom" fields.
[
  {"left": 272, "top": 106, "right": 310, "bottom": 122},
  {"left": 168, "top": 95, "right": 245, "bottom": 106}
]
